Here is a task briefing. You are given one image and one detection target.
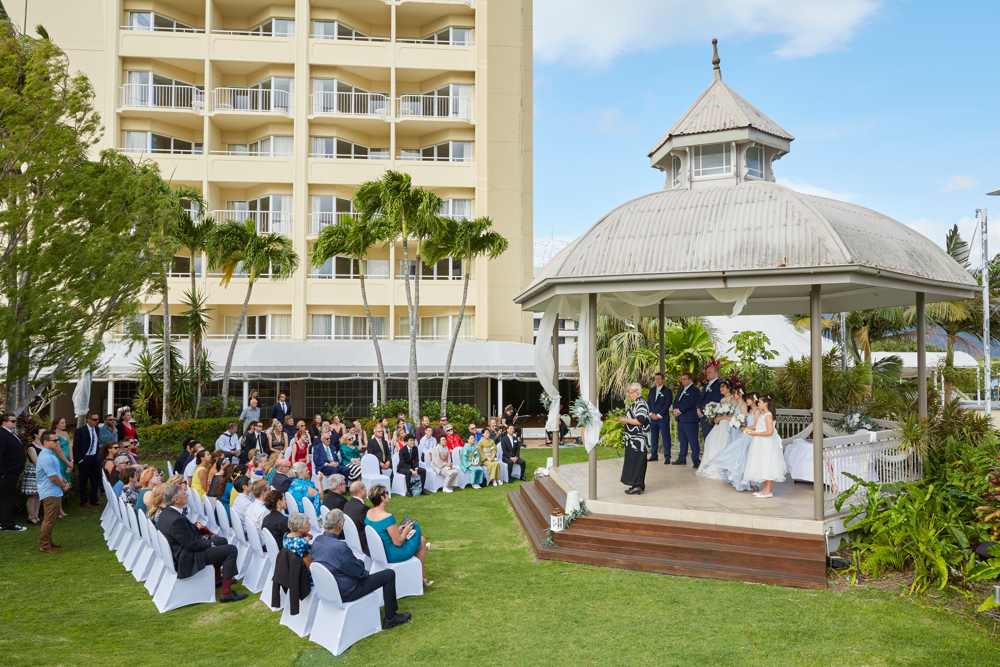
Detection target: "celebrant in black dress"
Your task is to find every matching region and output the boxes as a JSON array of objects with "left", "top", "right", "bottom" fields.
[{"left": 620, "top": 383, "right": 651, "bottom": 495}]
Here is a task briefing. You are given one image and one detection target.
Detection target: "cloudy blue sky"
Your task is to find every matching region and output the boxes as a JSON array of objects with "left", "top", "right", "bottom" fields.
[{"left": 532, "top": 0, "right": 1000, "bottom": 264}]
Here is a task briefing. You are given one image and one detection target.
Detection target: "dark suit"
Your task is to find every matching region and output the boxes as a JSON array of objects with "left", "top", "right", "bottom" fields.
[
  {"left": 270, "top": 401, "right": 291, "bottom": 423},
  {"left": 271, "top": 472, "right": 293, "bottom": 494},
  {"left": 173, "top": 451, "right": 192, "bottom": 479},
  {"left": 72, "top": 422, "right": 102, "bottom": 505},
  {"left": 243, "top": 431, "right": 269, "bottom": 457},
  {"left": 500, "top": 433, "right": 527, "bottom": 480},
  {"left": 313, "top": 443, "right": 350, "bottom": 479},
  {"left": 698, "top": 379, "right": 723, "bottom": 441},
  {"left": 647, "top": 384, "right": 673, "bottom": 459},
  {"left": 367, "top": 437, "right": 394, "bottom": 482},
  {"left": 672, "top": 384, "right": 702, "bottom": 463},
  {"left": 322, "top": 491, "right": 348, "bottom": 513},
  {"left": 0, "top": 426, "right": 27, "bottom": 530},
  {"left": 396, "top": 444, "right": 426, "bottom": 496},
  {"left": 344, "top": 497, "right": 370, "bottom": 556},
  {"left": 157, "top": 505, "right": 238, "bottom": 579},
  {"left": 311, "top": 532, "right": 400, "bottom": 619}
]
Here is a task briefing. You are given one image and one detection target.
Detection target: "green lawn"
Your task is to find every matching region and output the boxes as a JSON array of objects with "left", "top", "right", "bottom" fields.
[{"left": 2, "top": 446, "right": 997, "bottom": 666}]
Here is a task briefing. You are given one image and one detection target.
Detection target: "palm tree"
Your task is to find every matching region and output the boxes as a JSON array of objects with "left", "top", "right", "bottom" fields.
[
  {"left": 206, "top": 218, "right": 300, "bottom": 410},
  {"left": 174, "top": 202, "right": 215, "bottom": 364},
  {"left": 353, "top": 171, "right": 442, "bottom": 420},
  {"left": 424, "top": 216, "right": 508, "bottom": 415},
  {"left": 310, "top": 214, "right": 391, "bottom": 404},
  {"left": 179, "top": 288, "right": 212, "bottom": 415}
]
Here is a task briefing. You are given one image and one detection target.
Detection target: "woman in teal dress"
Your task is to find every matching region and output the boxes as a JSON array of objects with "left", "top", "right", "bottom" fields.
[
  {"left": 54, "top": 417, "right": 72, "bottom": 518},
  {"left": 364, "top": 484, "right": 433, "bottom": 586},
  {"left": 459, "top": 435, "right": 486, "bottom": 489}
]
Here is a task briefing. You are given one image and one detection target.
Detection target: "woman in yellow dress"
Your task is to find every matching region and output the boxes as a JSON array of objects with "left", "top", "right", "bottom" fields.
[
  {"left": 190, "top": 450, "right": 211, "bottom": 497},
  {"left": 477, "top": 434, "right": 503, "bottom": 486}
]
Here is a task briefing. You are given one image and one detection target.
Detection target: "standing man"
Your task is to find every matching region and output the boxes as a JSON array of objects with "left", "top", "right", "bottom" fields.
[
  {"left": 671, "top": 372, "right": 702, "bottom": 468},
  {"left": 98, "top": 414, "right": 119, "bottom": 446},
  {"left": 500, "top": 424, "right": 528, "bottom": 481},
  {"left": 72, "top": 412, "right": 102, "bottom": 508},
  {"left": 367, "top": 425, "right": 394, "bottom": 483},
  {"left": 215, "top": 423, "right": 241, "bottom": 465},
  {"left": 239, "top": 398, "right": 260, "bottom": 435},
  {"left": 270, "top": 393, "right": 291, "bottom": 424},
  {"left": 0, "top": 413, "right": 27, "bottom": 532},
  {"left": 646, "top": 373, "right": 673, "bottom": 464},
  {"left": 697, "top": 363, "right": 723, "bottom": 445},
  {"left": 397, "top": 413, "right": 414, "bottom": 437},
  {"left": 431, "top": 416, "right": 449, "bottom": 441},
  {"left": 37, "top": 432, "right": 69, "bottom": 552}
]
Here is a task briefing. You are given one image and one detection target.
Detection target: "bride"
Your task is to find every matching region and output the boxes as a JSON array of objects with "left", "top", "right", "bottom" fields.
[{"left": 696, "top": 380, "right": 743, "bottom": 479}]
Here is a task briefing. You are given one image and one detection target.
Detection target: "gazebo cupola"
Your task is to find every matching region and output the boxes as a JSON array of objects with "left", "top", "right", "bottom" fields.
[{"left": 649, "top": 39, "right": 794, "bottom": 190}]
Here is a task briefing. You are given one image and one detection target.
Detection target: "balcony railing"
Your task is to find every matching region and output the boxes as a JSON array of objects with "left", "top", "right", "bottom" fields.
[
  {"left": 206, "top": 333, "right": 292, "bottom": 339},
  {"left": 213, "top": 88, "right": 293, "bottom": 114},
  {"left": 311, "top": 91, "right": 389, "bottom": 117},
  {"left": 210, "top": 150, "right": 294, "bottom": 157},
  {"left": 399, "top": 154, "right": 474, "bottom": 163},
  {"left": 396, "top": 95, "right": 473, "bottom": 121},
  {"left": 121, "top": 25, "right": 204, "bottom": 34},
  {"left": 312, "top": 33, "right": 389, "bottom": 42},
  {"left": 398, "top": 38, "right": 473, "bottom": 46},
  {"left": 210, "top": 210, "right": 293, "bottom": 236},
  {"left": 120, "top": 84, "right": 205, "bottom": 110},
  {"left": 308, "top": 333, "right": 388, "bottom": 341},
  {"left": 310, "top": 211, "right": 360, "bottom": 234}
]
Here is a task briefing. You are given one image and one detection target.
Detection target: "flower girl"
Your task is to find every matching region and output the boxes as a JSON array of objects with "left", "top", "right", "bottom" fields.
[{"left": 742, "top": 395, "right": 787, "bottom": 498}]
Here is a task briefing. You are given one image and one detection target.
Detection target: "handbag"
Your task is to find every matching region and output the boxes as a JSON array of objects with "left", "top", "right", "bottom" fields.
[{"left": 409, "top": 479, "right": 423, "bottom": 497}]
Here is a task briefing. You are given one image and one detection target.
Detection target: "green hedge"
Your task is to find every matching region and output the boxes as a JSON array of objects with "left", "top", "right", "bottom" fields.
[{"left": 136, "top": 417, "right": 233, "bottom": 461}]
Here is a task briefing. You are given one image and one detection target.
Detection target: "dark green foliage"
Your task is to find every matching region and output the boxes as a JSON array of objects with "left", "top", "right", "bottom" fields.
[
  {"left": 135, "top": 417, "right": 233, "bottom": 460},
  {"left": 368, "top": 399, "right": 483, "bottom": 426}
]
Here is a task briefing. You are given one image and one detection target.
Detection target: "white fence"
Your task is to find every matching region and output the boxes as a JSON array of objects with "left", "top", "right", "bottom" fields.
[
  {"left": 121, "top": 84, "right": 204, "bottom": 110},
  {"left": 213, "top": 88, "right": 293, "bottom": 114},
  {"left": 396, "top": 94, "right": 473, "bottom": 121},
  {"left": 311, "top": 91, "right": 389, "bottom": 116},
  {"left": 210, "top": 210, "right": 293, "bottom": 236}
]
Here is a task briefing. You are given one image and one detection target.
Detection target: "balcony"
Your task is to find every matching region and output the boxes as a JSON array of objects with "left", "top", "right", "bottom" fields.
[
  {"left": 119, "top": 29, "right": 206, "bottom": 59},
  {"left": 210, "top": 210, "right": 293, "bottom": 236},
  {"left": 310, "top": 211, "right": 361, "bottom": 235},
  {"left": 213, "top": 88, "right": 293, "bottom": 115},
  {"left": 311, "top": 91, "right": 390, "bottom": 117},
  {"left": 397, "top": 94, "right": 473, "bottom": 121},
  {"left": 120, "top": 83, "right": 205, "bottom": 111},
  {"left": 208, "top": 154, "right": 294, "bottom": 183}
]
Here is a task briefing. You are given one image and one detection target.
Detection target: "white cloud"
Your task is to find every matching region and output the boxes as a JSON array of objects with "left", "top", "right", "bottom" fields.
[
  {"left": 777, "top": 178, "right": 854, "bottom": 202},
  {"left": 940, "top": 175, "right": 979, "bottom": 194},
  {"left": 535, "top": 0, "right": 881, "bottom": 69},
  {"left": 579, "top": 108, "right": 645, "bottom": 138}
]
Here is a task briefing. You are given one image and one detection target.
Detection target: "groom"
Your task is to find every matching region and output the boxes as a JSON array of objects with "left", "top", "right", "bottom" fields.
[
  {"left": 646, "top": 373, "right": 673, "bottom": 463},
  {"left": 671, "top": 372, "right": 701, "bottom": 468},
  {"left": 697, "top": 363, "right": 723, "bottom": 445}
]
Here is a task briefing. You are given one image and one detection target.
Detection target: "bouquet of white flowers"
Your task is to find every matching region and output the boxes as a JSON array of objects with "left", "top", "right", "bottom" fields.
[
  {"left": 730, "top": 412, "right": 747, "bottom": 429},
  {"left": 703, "top": 402, "right": 733, "bottom": 421},
  {"left": 834, "top": 409, "right": 879, "bottom": 433}
]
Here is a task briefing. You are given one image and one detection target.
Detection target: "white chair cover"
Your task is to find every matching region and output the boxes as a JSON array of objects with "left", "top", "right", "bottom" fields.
[
  {"left": 151, "top": 531, "right": 216, "bottom": 613},
  {"left": 360, "top": 454, "right": 391, "bottom": 496},
  {"left": 365, "top": 525, "right": 423, "bottom": 599},
  {"left": 308, "top": 562, "right": 382, "bottom": 655}
]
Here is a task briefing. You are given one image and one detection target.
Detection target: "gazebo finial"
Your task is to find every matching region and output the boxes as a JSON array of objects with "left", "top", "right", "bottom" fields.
[{"left": 712, "top": 38, "right": 721, "bottom": 81}]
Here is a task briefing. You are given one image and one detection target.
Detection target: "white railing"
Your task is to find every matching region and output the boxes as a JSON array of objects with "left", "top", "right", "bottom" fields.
[
  {"left": 399, "top": 154, "right": 474, "bottom": 163},
  {"left": 211, "top": 29, "right": 294, "bottom": 37},
  {"left": 311, "top": 91, "right": 389, "bottom": 116},
  {"left": 309, "top": 152, "right": 391, "bottom": 160},
  {"left": 119, "top": 146, "right": 201, "bottom": 155},
  {"left": 398, "top": 38, "right": 473, "bottom": 46},
  {"left": 822, "top": 429, "right": 921, "bottom": 513},
  {"left": 210, "top": 210, "right": 293, "bottom": 236},
  {"left": 120, "top": 84, "right": 204, "bottom": 110},
  {"left": 396, "top": 94, "right": 473, "bottom": 121},
  {"left": 309, "top": 211, "right": 360, "bottom": 234},
  {"left": 312, "top": 33, "right": 389, "bottom": 42},
  {"left": 121, "top": 25, "right": 204, "bottom": 33},
  {"left": 210, "top": 150, "right": 293, "bottom": 157},
  {"left": 213, "top": 88, "right": 293, "bottom": 114},
  {"left": 206, "top": 333, "right": 292, "bottom": 339},
  {"left": 308, "top": 334, "right": 388, "bottom": 341}
]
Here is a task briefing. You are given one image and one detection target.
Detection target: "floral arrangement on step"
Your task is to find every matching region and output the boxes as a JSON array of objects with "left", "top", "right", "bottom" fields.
[
  {"left": 834, "top": 409, "right": 879, "bottom": 433},
  {"left": 542, "top": 500, "right": 592, "bottom": 549},
  {"left": 702, "top": 401, "right": 733, "bottom": 421}
]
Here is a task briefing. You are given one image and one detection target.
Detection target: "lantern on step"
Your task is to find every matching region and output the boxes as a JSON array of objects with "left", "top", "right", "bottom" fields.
[
  {"left": 565, "top": 490, "right": 581, "bottom": 514},
  {"left": 550, "top": 509, "right": 566, "bottom": 532}
]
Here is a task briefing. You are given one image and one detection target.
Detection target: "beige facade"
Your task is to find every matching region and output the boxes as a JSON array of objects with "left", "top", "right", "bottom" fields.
[{"left": 11, "top": 0, "right": 533, "bottom": 346}]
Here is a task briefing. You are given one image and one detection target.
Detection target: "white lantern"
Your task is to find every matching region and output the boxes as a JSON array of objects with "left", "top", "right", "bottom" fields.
[
  {"left": 546, "top": 457, "right": 554, "bottom": 468},
  {"left": 565, "top": 490, "right": 581, "bottom": 514},
  {"left": 550, "top": 510, "right": 566, "bottom": 532}
]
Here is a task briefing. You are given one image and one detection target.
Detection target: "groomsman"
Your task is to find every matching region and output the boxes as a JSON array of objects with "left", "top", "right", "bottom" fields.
[
  {"left": 671, "top": 372, "right": 701, "bottom": 467},
  {"left": 646, "top": 373, "right": 673, "bottom": 463},
  {"left": 697, "top": 364, "right": 723, "bottom": 444}
]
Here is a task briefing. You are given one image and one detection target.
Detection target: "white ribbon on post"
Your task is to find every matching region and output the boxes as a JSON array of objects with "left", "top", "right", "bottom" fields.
[
  {"left": 707, "top": 287, "right": 755, "bottom": 318},
  {"left": 578, "top": 296, "right": 604, "bottom": 452},
  {"left": 533, "top": 297, "right": 570, "bottom": 431},
  {"left": 72, "top": 372, "right": 92, "bottom": 418}
]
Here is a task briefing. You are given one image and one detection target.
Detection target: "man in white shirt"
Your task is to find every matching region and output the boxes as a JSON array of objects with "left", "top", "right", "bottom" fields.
[
  {"left": 418, "top": 427, "right": 437, "bottom": 463},
  {"left": 231, "top": 477, "right": 254, "bottom": 523},
  {"left": 184, "top": 444, "right": 204, "bottom": 484},
  {"left": 244, "top": 479, "right": 271, "bottom": 532},
  {"left": 215, "top": 423, "right": 241, "bottom": 465}
]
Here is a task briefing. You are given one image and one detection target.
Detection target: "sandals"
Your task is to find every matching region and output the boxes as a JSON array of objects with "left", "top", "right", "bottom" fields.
[{"left": 423, "top": 578, "right": 434, "bottom": 586}]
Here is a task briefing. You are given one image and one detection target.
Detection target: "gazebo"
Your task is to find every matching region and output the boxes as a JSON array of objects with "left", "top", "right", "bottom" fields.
[{"left": 516, "top": 42, "right": 979, "bottom": 528}]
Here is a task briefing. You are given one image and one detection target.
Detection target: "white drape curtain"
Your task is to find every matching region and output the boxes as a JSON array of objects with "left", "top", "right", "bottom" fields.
[
  {"left": 73, "top": 372, "right": 92, "bottom": 417},
  {"left": 707, "top": 287, "right": 755, "bottom": 317},
  {"left": 533, "top": 296, "right": 571, "bottom": 431},
  {"left": 578, "top": 295, "right": 604, "bottom": 452}
]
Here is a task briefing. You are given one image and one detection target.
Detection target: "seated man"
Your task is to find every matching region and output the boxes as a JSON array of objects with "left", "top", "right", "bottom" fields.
[
  {"left": 343, "top": 481, "right": 370, "bottom": 555},
  {"left": 322, "top": 473, "right": 348, "bottom": 512},
  {"left": 244, "top": 479, "right": 270, "bottom": 532},
  {"left": 157, "top": 484, "right": 248, "bottom": 603},
  {"left": 396, "top": 434, "right": 428, "bottom": 496},
  {"left": 310, "top": 509, "right": 410, "bottom": 629},
  {"left": 230, "top": 476, "right": 254, "bottom": 524},
  {"left": 174, "top": 438, "right": 196, "bottom": 480},
  {"left": 183, "top": 443, "right": 204, "bottom": 484},
  {"left": 270, "top": 459, "right": 293, "bottom": 494},
  {"left": 500, "top": 424, "right": 529, "bottom": 481},
  {"left": 312, "top": 432, "right": 350, "bottom": 479}
]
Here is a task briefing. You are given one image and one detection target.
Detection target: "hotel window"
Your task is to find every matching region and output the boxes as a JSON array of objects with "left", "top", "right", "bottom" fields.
[
  {"left": 127, "top": 12, "right": 196, "bottom": 32},
  {"left": 170, "top": 255, "right": 201, "bottom": 277},
  {"left": 250, "top": 19, "right": 294, "bottom": 37},
  {"left": 124, "top": 71, "right": 203, "bottom": 109},
  {"left": 745, "top": 143, "right": 765, "bottom": 179},
  {"left": 124, "top": 131, "right": 202, "bottom": 155},
  {"left": 226, "top": 135, "right": 293, "bottom": 157},
  {"left": 310, "top": 314, "right": 386, "bottom": 339},
  {"left": 398, "top": 257, "right": 463, "bottom": 280},
  {"left": 398, "top": 315, "right": 473, "bottom": 340},
  {"left": 692, "top": 143, "right": 732, "bottom": 177},
  {"left": 313, "top": 79, "right": 388, "bottom": 115},
  {"left": 419, "top": 27, "right": 473, "bottom": 45},
  {"left": 399, "top": 141, "right": 472, "bottom": 162},
  {"left": 311, "top": 137, "right": 388, "bottom": 160},
  {"left": 312, "top": 20, "right": 384, "bottom": 41},
  {"left": 311, "top": 196, "right": 355, "bottom": 234},
  {"left": 439, "top": 199, "right": 473, "bottom": 220},
  {"left": 223, "top": 314, "right": 290, "bottom": 339},
  {"left": 671, "top": 154, "right": 682, "bottom": 187},
  {"left": 129, "top": 313, "right": 186, "bottom": 336}
]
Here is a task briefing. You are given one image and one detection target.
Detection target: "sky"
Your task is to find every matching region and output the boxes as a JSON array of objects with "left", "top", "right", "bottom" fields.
[{"left": 531, "top": 0, "right": 1000, "bottom": 265}]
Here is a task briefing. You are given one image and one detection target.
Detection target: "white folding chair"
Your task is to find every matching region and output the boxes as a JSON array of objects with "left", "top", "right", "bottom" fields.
[
  {"left": 451, "top": 449, "right": 471, "bottom": 489},
  {"left": 360, "top": 454, "right": 390, "bottom": 495},
  {"left": 132, "top": 511, "right": 156, "bottom": 583},
  {"left": 115, "top": 498, "right": 136, "bottom": 565},
  {"left": 103, "top": 481, "right": 126, "bottom": 548},
  {"left": 341, "top": 517, "right": 372, "bottom": 570},
  {"left": 390, "top": 453, "right": 408, "bottom": 497},
  {"left": 142, "top": 514, "right": 166, "bottom": 595},
  {"left": 302, "top": 498, "right": 322, "bottom": 534},
  {"left": 280, "top": 578, "right": 318, "bottom": 638},
  {"left": 167, "top": 461, "right": 174, "bottom": 476},
  {"left": 260, "top": 528, "right": 285, "bottom": 612},
  {"left": 152, "top": 532, "right": 216, "bottom": 613},
  {"left": 284, "top": 491, "right": 298, "bottom": 513},
  {"left": 121, "top": 502, "right": 145, "bottom": 571},
  {"left": 228, "top": 509, "right": 252, "bottom": 578},
  {"left": 202, "top": 496, "right": 220, "bottom": 534},
  {"left": 309, "top": 562, "right": 382, "bottom": 656},
  {"left": 213, "top": 500, "right": 234, "bottom": 541},
  {"left": 365, "top": 525, "right": 423, "bottom": 599},
  {"left": 241, "top": 522, "right": 269, "bottom": 594},
  {"left": 418, "top": 453, "right": 443, "bottom": 493},
  {"left": 100, "top": 479, "right": 116, "bottom": 532},
  {"left": 319, "top": 506, "right": 330, "bottom": 522}
]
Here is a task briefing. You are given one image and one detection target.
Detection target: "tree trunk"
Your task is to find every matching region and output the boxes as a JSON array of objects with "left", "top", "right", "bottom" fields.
[
  {"left": 440, "top": 266, "right": 470, "bottom": 417},
  {"left": 222, "top": 280, "right": 254, "bottom": 411},
  {"left": 413, "top": 241, "right": 422, "bottom": 422},
  {"left": 944, "top": 336, "right": 955, "bottom": 404},
  {"left": 359, "top": 268, "right": 387, "bottom": 405},
  {"left": 161, "top": 266, "right": 171, "bottom": 424},
  {"left": 189, "top": 248, "right": 196, "bottom": 384},
  {"left": 400, "top": 217, "right": 419, "bottom": 423}
]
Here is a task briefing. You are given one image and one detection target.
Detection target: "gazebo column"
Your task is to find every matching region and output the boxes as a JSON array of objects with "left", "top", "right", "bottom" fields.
[
  {"left": 810, "top": 285, "right": 825, "bottom": 522},
  {"left": 916, "top": 292, "right": 927, "bottom": 419},
  {"left": 107, "top": 378, "right": 115, "bottom": 417},
  {"left": 551, "top": 313, "right": 560, "bottom": 468},
  {"left": 658, "top": 300, "right": 665, "bottom": 374},
  {"left": 588, "top": 293, "right": 598, "bottom": 501}
]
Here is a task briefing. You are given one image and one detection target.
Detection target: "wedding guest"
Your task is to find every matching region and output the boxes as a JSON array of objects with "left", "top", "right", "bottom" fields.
[
  {"left": 697, "top": 363, "right": 723, "bottom": 443},
  {"left": 467, "top": 423, "right": 482, "bottom": 444},
  {"left": 365, "top": 484, "right": 432, "bottom": 586},
  {"left": 444, "top": 425, "right": 464, "bottom": 452},
  {"left": 313, "top": 431, "right": 350, "bottom": 479},
  {"left": 646, "top": 373, "right": 673, "bottom": 463},
  {"left": 288, "top": 461, "right": 321, "bottom": 515},
  {"left": 118, "top": 437, "right": 140, "bottom": 465},
  {"left": 52, "top": 418, "right": 72, "bottom": 517},
  {"left": 145, "top": 483, "right": 168, "bottom": 525},
  {"left": 239, "top": 398, "right": 260, "bottom": 435},
  {"left": 283, "top": 513, "right": 314, "bottom": 581},
  {"left": 190, "top": 450, "right": 212, "bottom": 498},
  {"left": 231, "top": 476, "right": 254, "bottom": 522},
  {"left": 397, "top": 434, "right": 427, "bottom": 496},
  {"left": 459, "top": 434, "right": 486, "bottom": 489},
  {"left": 282, "top": 415, "right": 298, "bottom": 444},
  {"left": 135, "top": 466, "right": 162, "bottom": 517},
  {"left": 206, "top": 463, "right": 235, "bottom": 517},
  {"left": 330, "top": 415, "right": 347, "bottom": 439},
  {"left": 118, "top": 467, "right": 140, "bottom": 505},
  {"left": 72, "top": 412, "right": 102, "bottom": 509},
  {"left": 367, "top": 425, "right": 394, "bottom": 482},
  {"left": 243, "top": 421, "right": 268, "bottom": 457},
  {"left": 98, "top": 443, "right": 120, "bottom": 480},
  {"left": 36, "top": 432, "right": 69, "bottom": 552},
  {"left": 432, "top": 416, "right": 448, "bottom": 441},
  {"left": 183, "top": 443, "right": 204, "bottom": 483},
  {"left": 430, "top": 436, "right": 459, "bottom": 493},
  {"left": 418, "top": 427, "right": 437, "bottom": 462},
  {"left": 338, "top": 434, "right": 362, "bottom": 482},
  {"left": 289, "top": 430, "right": 310, "bottom": 472},
  {"left": 269, "top": 421, "right": 289, "bottom": 460},
  {"left": 671, "top": 372, "right": 702, "bottom": 467},
  {"left": 309, "top": 414, "right": 324, "bottom": 442},
  {"left": 322, "top": 473, "right": 349, "bottom": 511},
  {"left": 22, "top": 429, "right": 42, "bottom": 525},
  {"left": 344, "top": 481, "right": 371, "bottom": 555},
  {"left": 499, "top": 424, "right": 528, "bottom": 481},
  {"left": 483, "top": 417, "right": 501, "bottom": 442},
  {"left": 174, "top": 438, "right": 196, "bottom": 479},
  {"left": 245, "top": 479, "right": 271, "bottom": 531},
  {"left": 619, "top": 383, "right": 651, "bottom": 495},
  {"left": 271, "top": 392, "right": 292, "bottom": 424},
  {"left": 742, "top": 396, "right": 787, "bottom": 499},
  {"left": 261, "top": 490, "right": 289, "bottom": 545},
  {"left": 116, "top": 409, "right": 138, "bottom": 448},
  {"left": 477, "top": 433, "right": 503, "bottom": 486},
  {"left": 270, "top": 458, "right": 294, "bottom": 494},
  {"left": 98, "top": 414, "right": 119, "bottom": 445},
  {"left": 215, "top": 423, "right": 241, "bottom": 466}
]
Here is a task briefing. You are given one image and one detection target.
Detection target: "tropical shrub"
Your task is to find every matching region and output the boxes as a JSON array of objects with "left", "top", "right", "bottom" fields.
[
  {"left": 197, "top": 394, "right": 241, "bottom": 419},
  {"left": 136, "top": 417, "right": 233, "bottom": 460},
  {"left": 366, "top": 400, "right": 483, "bottom": 428},
  {"left": 368, "top": 399, "right": 411, "bottom": 421},
  {"left": 599, "top": 407, "right": 626, "bottom": 449}
]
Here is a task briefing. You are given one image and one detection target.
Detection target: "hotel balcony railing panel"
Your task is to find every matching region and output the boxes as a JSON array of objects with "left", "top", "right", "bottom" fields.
[
  {"left": 311, "top": 33, "right": 389, "bottom": 42},
  {"left": 397, "top": 38, "right": 474, "bottom": 46},
  {"left": 213, "top": 88, "right": 293, "bottom": 114},
  {"left": 120, "top": 84, "right": 205, "bottom": 111},
  {"left": 205, "top": 333, "right": 292, "bottom": 340},
  {"left": 210, "top": 150, "right": 294, "bottom": 157},
  {"left": 311, "top": 92, "right": 390, "bottom": 117},
  {"left": 121, "top": 25, "right": 204, "bottom": 34},
  {"left": 309, "top": 211, "right": 361, "bottom": 235},
  {"left": 396, "top": 95, "right": 473, "bottom": 121},
  {"left": 308, "top": 334, "right": 388, "bottom": 341},
  {"left": 209, "top": 210, "right": 293, "bottom": 236},
  {"left": 211, "top": 29, "right": 295, "bottom": 37}
]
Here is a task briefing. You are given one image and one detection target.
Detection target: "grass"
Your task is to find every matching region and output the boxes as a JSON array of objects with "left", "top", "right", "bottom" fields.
[{"left": 2, "top": 446, "right": 998, "bottom": 666}]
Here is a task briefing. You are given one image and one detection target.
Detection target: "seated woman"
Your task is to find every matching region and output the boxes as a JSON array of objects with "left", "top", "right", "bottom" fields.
[
  {"left": 282, "top": 512, "right": 313, "bottom": 583},
  {"left": 145, "top": 483, "right": 167, "bottom": 525},
  {"left": 477, "top": 434, "right": 503, "bottom": 487},
  {"left": 207, "top": 463, "right": 236, "bottom": 517},
  {"left": 287, "top": 461, "right": 322, "bottom": 515},
  {"left": 459, "top": 434, "right": 486, "bottom": 489},
  {"left": 262, "top": 452, "right": 281, "bottom": 484},
  {"left": 135, "top": 467, "right": 163, "bottom": 517},
  {"left": 364, "top": 484, "right": 432, "bottom": 586},
  {"left": 338, "top": 433, "right": 363, "bottom": 482},
  {"left": 430, "top": 436, "right": 459, "bottom": 493},
  {"left": 190, "top": 449, "right": 212, "bottom": 498},
  {"left": 99, "top": 442, "right": 121, "bottom": 481},
  {"left": 261, "top": 490, "right": 289, "bottom": 546},
  {"left": 289, "top": 430, "right": 311, "bottom": 473},
  {"left": 116, "top": 466, "right": 139, "bottom": 505}
]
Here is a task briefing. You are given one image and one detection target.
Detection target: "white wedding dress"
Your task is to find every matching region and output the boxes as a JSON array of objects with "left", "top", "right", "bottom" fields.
[
  {"left": 742, "top": 411, "right": 787, "bottom": 484},
  {"left": 696, "top": 397, "right": 739, "bottom": 479}
]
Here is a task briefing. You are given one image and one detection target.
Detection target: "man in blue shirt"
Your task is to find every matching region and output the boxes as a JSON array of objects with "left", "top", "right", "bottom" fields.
[
  {"left": 37, "top": 432, "right": 69, "bottom": 553},
  {"left": 98, "top": 414, "right": 119, "bottom": 446},
  {"left": 310, "top": 509, "right": 411, "bottom": 629}
]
